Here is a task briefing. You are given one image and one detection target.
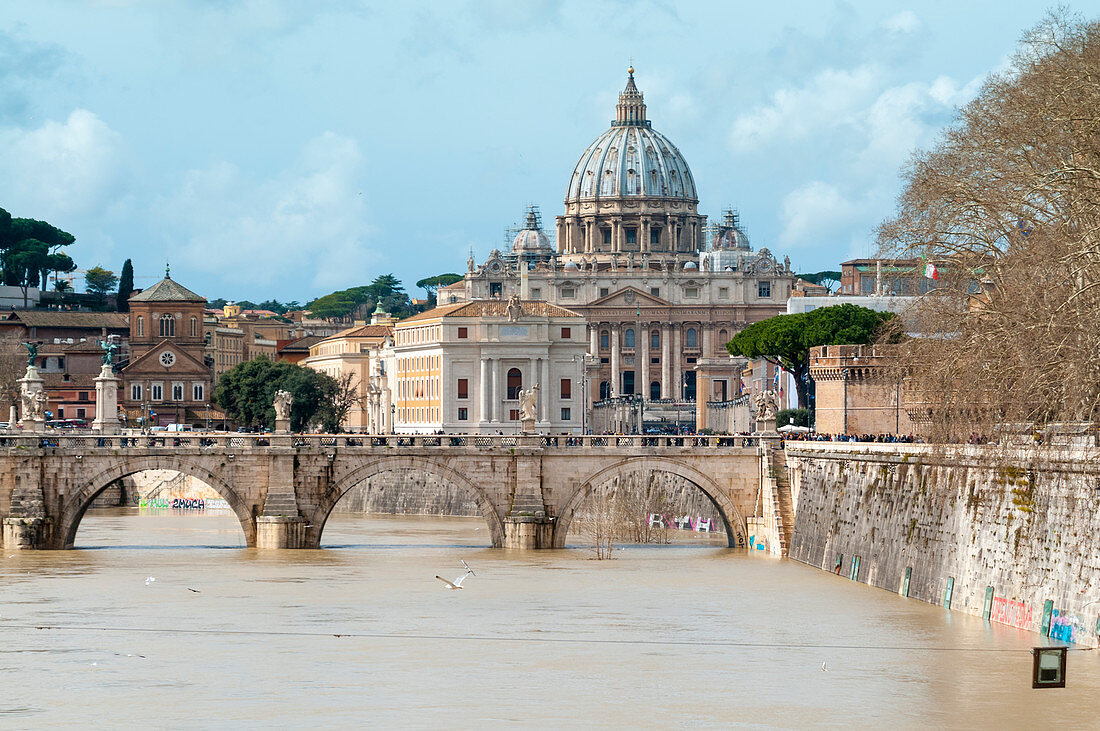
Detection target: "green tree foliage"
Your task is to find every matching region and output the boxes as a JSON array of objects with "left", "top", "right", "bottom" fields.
[
  {"left": 117, "top": 259, "right": 134, "bottom": 311},
  {"left": 726, "top": 304, "right": 895, "bottom": 410},
  {"left": 796, "top": 270, "right": 842, "bottom": 291},
  {"left": 416, "top": 273, "right": 463, "bottom": 304},
  {"left": 0, "top": 207, "right": 78, "bottom": 306},
  {"left": 213, "top": 358, "right": 341, "bottom": 431},
  {"left": 85, "top": 265, "right": 119, "bottom": 297},
  {"left": 306, "top": 273, "right": 415, "bottom": 321},
  {"left": 776, "top": 408, "right": 812, "bottom": 428}
]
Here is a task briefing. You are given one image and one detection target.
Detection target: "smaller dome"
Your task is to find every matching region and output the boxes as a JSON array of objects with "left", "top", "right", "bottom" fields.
[
  {"left": 512, "top": 207, "right": 552, "bottom": 254},
  {"left": 683, "top": 261, "right": 698, "bottom": 270},
  {"left": 564, "top": 260, "right": 580, "bottom": 270},
  {"left": 712, "top": 209, "right": 752, "bottom": 251}
]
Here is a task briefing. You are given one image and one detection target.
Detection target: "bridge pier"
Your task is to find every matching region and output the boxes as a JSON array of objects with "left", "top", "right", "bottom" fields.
[
  {"left": 2, "top": 517, "right": 52, "bottom": 550},
  {"left": 256, "top": 516, "right": 308, "bottom": 549},
  {"left": 503, "top": 516, "right": 554, "bottom": 549}
]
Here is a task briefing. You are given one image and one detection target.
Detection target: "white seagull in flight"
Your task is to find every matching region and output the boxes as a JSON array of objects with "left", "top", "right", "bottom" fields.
[{"left": 436, "top": 560, "right": 475, "bottom": 590}]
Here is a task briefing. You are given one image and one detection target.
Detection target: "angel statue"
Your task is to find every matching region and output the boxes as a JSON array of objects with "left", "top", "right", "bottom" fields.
[
  {"left": 519, "top": 384, "right": 539, "bottom": 422},
  {"left": 100, "top": 338, "right": 119, "bottom": 366},
  {"left": 22, "top": 341, "right": 38, "bottom": 367},
  {"left": 273, "top": 389, "right": 294, "bottom": 420}
]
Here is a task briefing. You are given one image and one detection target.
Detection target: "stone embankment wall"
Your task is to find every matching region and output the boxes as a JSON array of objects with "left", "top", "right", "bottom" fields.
[{"left": 786, "top": 442, "right": 1100, "bottom": 646}]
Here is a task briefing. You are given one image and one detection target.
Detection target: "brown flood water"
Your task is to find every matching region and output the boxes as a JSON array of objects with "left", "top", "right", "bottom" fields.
[{"left": 1, "top": 509, "right": 1097, "bottom": 728}]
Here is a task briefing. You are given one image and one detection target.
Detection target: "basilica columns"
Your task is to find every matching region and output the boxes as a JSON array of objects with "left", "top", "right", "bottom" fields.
[
  {"left": 610, "top": 323, "right": 621, "bottom": 398},
  {"left": 539, "top": 357, "right": 549, "bottom": 422},
  {"left": 661, "top": 323, "right": 671, "bottom": 399},
  {"left": 491, "top": 361, "right": 501, "bottom": 423},
  {"left": 640, "top": 323, "right": 650, "bottom": 399},
  {"left": 672, "top": 327, "right": 682, "bottom": 400},
  {"left": 480, "top": 358, "right": 491, "bottom": 423},
  {"left": 702, "top": 324, "right": 713, "bottom": 357}
]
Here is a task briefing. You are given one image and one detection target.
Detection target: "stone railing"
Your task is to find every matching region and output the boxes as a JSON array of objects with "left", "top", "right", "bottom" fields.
[{"left": 0, "top": 433, "right": 762, "bottom": 451}]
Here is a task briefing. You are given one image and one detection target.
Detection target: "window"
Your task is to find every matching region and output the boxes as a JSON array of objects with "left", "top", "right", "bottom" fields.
[
  {"left": 76, "top": 408, "right": 86, "bottom": 419},
  {"left": 159, "top": 314, "right": 175, "bottom": 337},
  {"left": 457, "top": 378, "right": 469, "bottom": 399},
  {"left": 509, "top": 409, "right": 520, "bottom": 421},
  {"left": 78, "top": 391, "right": 89, "bottom": 401},
  {"left": 684, "top": 287, "right": 699, "bottom": 298},
  {"left": 561, "top": 287, "right": 575, "bottom": 299},
  {"left": 172, "top": 383, "right": 184, "bottom": 401},
  {"left": 719, "top": 329, "right": 729, "bottom": 346},
  {"left": 57, "top": 408, "right": 64, "bottom": 419},
  {"left": 193, "top": 383, "right": 204, "bottom": 401},
  {"left": 599, "top": 287, "right": 609, "bottom": 298},
  {"left": 600, "top": 331, "right": 609, "bottom": 349},
  {"left": 151, "top": 383, "right": 163, "bottom": 401},
  {"left": 57, "top": 357, "right": 65, "bottom": 370},
  {"left": 190, "top": 316, "right": 197, "bottom": 337},
  {"left": 599, "top": 381, "right": 611, "bottom": 399},
  {"left": 651, "top": 330, "right": 659, "bottom": 349},
  {"left": 457, "top": 327, "right": 468, "bottom": 339},
  {"left": 624, "top": 328, "right": 635, "bottom": 348},
  {"left": 650, "top": 357, "right": 659, "bottom": 364},
  {"left": 718, "top": 287, "right": 729, "bottom": 299},
  {"left": 507, "top": 368, "right": 522, "bottom": 399},
  {"left": 131, "top": 384, "right": 142, "bottom": 400},
  {"left": 650, "top": 228, "right": 660, "bottom": 245},
  {"left": 531, "top": 287, "right": 541, "bottom": 299},
  {"left": 758, "top": 281, "right": 771, "bottom": 298},
  {"left": 603, "top": 229, "right": 612, "bottom": 245},
  {"left": 561, "top": 407, "right": 571, "bottom": 420},
  {"left": 560, "top": 327, "right": 571, "bottom": 339},
  {"left": 861, "top": 275, "right": 875, "bottom": 294},
  {"left": 625, "top": 228, "right": 636, "bottom": 245},
  {"left": 458, "top": 407, "right": 468, "bottom": 421},
  {"left": 560, "top": 378, "right": 571, "bottom": 399},
  {"left": 686, "top": 328, "right": 698, "bottom": 348},
  {"left": 650, "top": 287, "right": 660, "bottom": 297},
  {"left": 650, "top": 381, "right": 661, "bottom": 400},
  {"left": 136, "top": 316, "right": 144, "bottom": 337},
  {"left": 489, "top": 282, "right": 503, "bottom": 297},
  {"left": 622, "top": 371, "right": 635, "bottom": 395}
]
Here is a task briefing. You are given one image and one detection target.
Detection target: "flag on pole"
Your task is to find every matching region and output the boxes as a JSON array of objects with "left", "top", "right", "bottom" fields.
[{"left": 923, "top": 262, "right": 938, "bottom": 280}]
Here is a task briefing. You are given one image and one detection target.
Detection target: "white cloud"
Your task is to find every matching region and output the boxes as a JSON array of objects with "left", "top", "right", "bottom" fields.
[
  {"left": 730, "top": 66, "right": 880, "bottom": 151},
  {"left": 156, "top": 131, "right": 378, "bottom": 294},
  {"left": 0, "top": 109, "right": 128, "bottom": 218},
  {"left": 884, "top": 11, "right": 920, "bottom": 35},
  {"left": 778, "top": 181, "right": 860, "bottom": 249}
]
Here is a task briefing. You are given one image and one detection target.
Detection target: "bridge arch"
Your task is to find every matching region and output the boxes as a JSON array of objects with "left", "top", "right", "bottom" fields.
[
  {"left": 310, "top": 456, "right": 506, "bottom": 548},
  {"left": 553, "top": 457, "right": 748, "bottom": 549},
  {"left": 59, "top": 456, "right": 256, "bottom": 548}
]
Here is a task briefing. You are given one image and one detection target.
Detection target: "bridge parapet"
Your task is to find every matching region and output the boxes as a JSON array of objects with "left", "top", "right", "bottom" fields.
[{"left": 0, "top": 433, "right": 761, "bottom": 452}]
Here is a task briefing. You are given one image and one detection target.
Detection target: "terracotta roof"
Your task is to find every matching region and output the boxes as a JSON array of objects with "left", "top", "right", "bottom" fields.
[
  {"left": 129, "top": 276, "right": 205, "bottom": 303},
  {"left": 0, "top": 311, "right": 129, "bottom": 329},
  {"left": 278, "top": 335, "right": 326, "bottom": 353},
  {"left": 398, "top": 299, "right": 582, "bottom": 324},
  {"left": 323, "top": 324, "right": 392, "bottom": 340}
]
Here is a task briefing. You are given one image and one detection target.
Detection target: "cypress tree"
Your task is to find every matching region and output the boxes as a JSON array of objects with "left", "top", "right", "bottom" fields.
[{"left": 117, "top": 258, "right": 134, "bottom": 312}]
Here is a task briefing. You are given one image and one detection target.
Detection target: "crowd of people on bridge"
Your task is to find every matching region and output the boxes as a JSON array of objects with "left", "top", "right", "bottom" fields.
[{"left": 781, "top": 432, "right": 922, "bottom": 443}]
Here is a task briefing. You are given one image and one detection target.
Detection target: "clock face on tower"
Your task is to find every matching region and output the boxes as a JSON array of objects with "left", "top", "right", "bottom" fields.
[{"left": 159, "top": 351, "right": 176, "bottom": 367}]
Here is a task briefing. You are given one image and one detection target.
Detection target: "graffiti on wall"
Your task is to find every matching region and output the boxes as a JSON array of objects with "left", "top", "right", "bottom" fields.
[
  {"left": 989, "top": 597, "right": 1033, "bottom": 630},
  {"left": 1049, "top": 609, "right": 1089, "bottom": 644}
]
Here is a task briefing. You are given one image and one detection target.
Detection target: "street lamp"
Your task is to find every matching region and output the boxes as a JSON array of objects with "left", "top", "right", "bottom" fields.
[{"left": 205, "top": 403, "right": 210, "bottom": 432}]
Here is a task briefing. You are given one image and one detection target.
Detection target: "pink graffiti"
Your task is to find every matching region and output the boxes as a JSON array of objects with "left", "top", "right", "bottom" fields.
[{"left": 990, "top": 597, "right": 1033, "bottom": 630}]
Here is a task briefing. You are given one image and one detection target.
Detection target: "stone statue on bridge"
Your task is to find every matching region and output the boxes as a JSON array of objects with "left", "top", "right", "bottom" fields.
[
  {"left": 273, "top": 390, "right": 294, "bottom": 420},
  {"left": 519, "top": 385, "right": 539, "bottom": 423},
  {"left": 752, "top": 390, "right": 779, "bottom": 434}
]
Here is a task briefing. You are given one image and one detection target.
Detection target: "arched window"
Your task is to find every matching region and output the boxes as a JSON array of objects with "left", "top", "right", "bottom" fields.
[
  {"left": 624, "top": 328, "right": 635, "bottom": 348},
  {"left": 190, "top": 316, "right": 198, "bottom": 337},
  {"left": 718, "top": 329, "right": 728, "bottom": 346},
  {"left": 686, "top": 328, "right": 697, "bottom": 348},
  {"left": 600, "top": 330, "right": 609, "bottom": 349},
  {"left": 650, "top": 381, "right": 661, "bottom": 400},
  {"left": 599, "top": 381, "right": 611, "bottom": 400},
  {"left": 136, "top": 316, "right": 144, "bottom": 337},
  {"left": 507, "top": 368, "right": 522, "bottom": 400},
  {"left": 650, "top": 330, "right": 659, "bottom": 349},
  {"left": 160, "top": 314, "right": 175, "bottom": 337}
]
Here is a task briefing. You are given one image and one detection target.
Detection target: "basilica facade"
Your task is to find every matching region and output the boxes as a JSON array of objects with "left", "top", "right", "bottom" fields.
[{"left": 440, "top": 68, "right": 794, "bottom": 418}]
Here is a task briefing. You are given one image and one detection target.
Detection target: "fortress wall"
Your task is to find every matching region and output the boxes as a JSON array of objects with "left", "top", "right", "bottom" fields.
[{"left": 786, "top": 442, "right": 1100, "bottom": 646}]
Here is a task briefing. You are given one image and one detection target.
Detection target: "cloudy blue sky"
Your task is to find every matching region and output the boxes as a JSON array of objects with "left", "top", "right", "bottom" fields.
[{"left": 0, "top": 1, "right": 1063, "bottom": 302}]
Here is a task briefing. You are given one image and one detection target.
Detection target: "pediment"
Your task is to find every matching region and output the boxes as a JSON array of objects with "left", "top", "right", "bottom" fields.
[
  {"left": 122, "top": 339, "right": 208, "bottom": 374},
  {"left": 588, "top": 286, "right": 670, "bottom": 307}
]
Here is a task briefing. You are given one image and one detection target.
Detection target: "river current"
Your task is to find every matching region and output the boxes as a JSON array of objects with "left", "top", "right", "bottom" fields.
[{"left": 1, "top": 509, "right": 1097, "bottom": 728}]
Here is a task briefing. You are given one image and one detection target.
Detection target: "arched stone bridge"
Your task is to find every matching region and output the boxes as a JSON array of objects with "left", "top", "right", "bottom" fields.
[{"left": 0, "top": 433, "right": 771, "bottom": 551}]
